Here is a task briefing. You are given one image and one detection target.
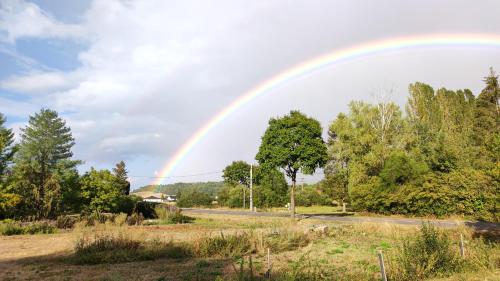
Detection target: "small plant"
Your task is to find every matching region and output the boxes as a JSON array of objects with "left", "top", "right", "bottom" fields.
[
  {"left": 126, "top": 212, "right": 144, "bottom": 226},
  {"left": 391, "top": 222, "right": 462, "bottom": 280},
  {"left": 114, "top": 213, "right": 128, "bottom": 226},
  {"left": 56, "top": 215, "right": 79, "bottom": 229}
]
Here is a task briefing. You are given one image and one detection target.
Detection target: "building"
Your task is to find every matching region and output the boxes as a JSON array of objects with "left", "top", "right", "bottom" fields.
[{"left": 133, "top": 192, "right": 177, "bottom": 203}]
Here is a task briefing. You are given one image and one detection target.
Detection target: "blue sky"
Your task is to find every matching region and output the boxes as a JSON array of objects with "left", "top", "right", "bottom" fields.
[{"left": 1, "top": 0, "right": 500, "bottom": 188}]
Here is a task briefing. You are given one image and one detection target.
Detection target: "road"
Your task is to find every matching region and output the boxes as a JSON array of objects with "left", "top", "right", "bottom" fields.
[{"left": 182, "top": 208, "right": 500, "bottom": 232}]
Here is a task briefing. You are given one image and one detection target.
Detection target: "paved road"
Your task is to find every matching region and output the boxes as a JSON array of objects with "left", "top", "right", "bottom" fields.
[{"left": 182, "top": 208, "right": 499, "bottom": 231}]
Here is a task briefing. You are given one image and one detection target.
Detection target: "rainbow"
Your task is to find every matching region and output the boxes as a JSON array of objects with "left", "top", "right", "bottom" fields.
[{"left": 153, "top": 33, "right": 500, "bottom": 185}]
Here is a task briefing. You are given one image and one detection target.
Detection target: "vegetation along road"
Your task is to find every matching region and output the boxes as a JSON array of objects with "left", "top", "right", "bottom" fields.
[{"left": 182, "top": 208, "right": 500, "bottom": 231}]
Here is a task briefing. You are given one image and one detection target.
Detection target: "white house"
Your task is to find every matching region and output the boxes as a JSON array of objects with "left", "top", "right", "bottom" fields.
[{"left": 143, "top": 195, "right": 163, "bottom": 203}]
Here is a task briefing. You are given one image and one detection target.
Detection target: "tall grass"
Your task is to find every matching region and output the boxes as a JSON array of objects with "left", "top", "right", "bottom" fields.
[{"left": 72, "top": 229, "right": 313, "bottom": 264}]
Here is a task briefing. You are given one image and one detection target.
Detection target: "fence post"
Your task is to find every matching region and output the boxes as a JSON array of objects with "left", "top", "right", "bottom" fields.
[
  {"left": 265, "top": 247, "right": 271, "bottom": 278},
  {"left": 342, "top": 203, "right": 346, "bottom": 213},
  {"left": 459, "top": 234, "right": 465, "bottom": 258},
  {"left": 378, "top": 250, "right": 387, "bottom": 281}
]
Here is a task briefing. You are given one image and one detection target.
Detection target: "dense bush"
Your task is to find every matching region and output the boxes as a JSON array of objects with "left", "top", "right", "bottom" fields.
[
  {"left": 134, "top": 201, "right": 158, "bottom": 218},
  {"left": 176, "top": 188, "right": 213, "bottom": 207},
  {"left": 295, "top": 186, "right": 332, "bottom": 207}
]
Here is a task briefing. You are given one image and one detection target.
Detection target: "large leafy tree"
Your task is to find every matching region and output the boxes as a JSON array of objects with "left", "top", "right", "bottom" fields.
[
  {"left": 10, "top": 109, "right": 80, "bottom": 218},
  {"left": 256, "top": 110, "right": 327, "bottom": 218},
  {"left": 113, "top": 160, "right": 130, "bottom": 195}
]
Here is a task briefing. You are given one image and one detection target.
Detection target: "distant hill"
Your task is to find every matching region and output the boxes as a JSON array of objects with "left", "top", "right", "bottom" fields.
[{"left": 133, "top": 181, "right": 224, "bottom": 196}]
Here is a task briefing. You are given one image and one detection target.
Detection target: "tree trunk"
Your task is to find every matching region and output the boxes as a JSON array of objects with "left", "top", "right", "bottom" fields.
[{"left": 290, "top": 180, "right": 296, "bottom": 219}]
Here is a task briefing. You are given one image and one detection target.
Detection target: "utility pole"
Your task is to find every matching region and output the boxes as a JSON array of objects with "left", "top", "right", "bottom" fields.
[{"left": 249, "top": 164, "right": 253, "bottom": 211}]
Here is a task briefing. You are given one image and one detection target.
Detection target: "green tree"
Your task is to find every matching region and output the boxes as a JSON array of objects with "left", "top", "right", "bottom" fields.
[
  {"left": 80, "top": 168, "right": 122, "bottom": 212},
  {"left": 256, "top": 110, "right": 327, "bottom": 218},
  {"left": 0, "top": 113, "right": 19, "bottom": 218},
  {"left": 473, "top": 68, "right": 500, "bottom": 168},
  {"left": 113, "top": 160, "right": 130, "bottom": 195},
  {"left": 10, "top": 109, "right": 80, "bottom": 218},
  {"left": 0, "top": 113, "right": 17, "bottom": 184},
  {"left": 223, "top": 161, "right": 251, "bottom": 187}
]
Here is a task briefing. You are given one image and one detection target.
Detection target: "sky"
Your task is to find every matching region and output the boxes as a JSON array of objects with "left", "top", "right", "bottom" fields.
[{"left": 1, "top": 0, "right": 500, "bottom": 189}]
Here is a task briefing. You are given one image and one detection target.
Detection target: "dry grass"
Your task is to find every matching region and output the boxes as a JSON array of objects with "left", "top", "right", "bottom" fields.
[{"left": 0, "top": 213, "right": 498, "bottom": 281}]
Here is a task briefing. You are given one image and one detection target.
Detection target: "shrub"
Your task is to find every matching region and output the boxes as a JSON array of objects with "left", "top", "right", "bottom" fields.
[
  {"left": 134, "top": 201, "right": 158, "bottom": 219},
  {"left": 295, "top": 186, "right": 332, "bottom": 207},
  {"left": 114, "top": 213, "right": 128, "bottom": 226},
  {"left": 56, "top": 215, "right": 79, "bottom": 229},
  {"left": 0, "top": 221, "right": 56, "bottom": 235},
  {"left": 177, "top": 188, "right": 213, "bottom": 208},
  {"left": 154, "top": 205, "right": 194, "bottom": 224},
  {"left": 126, "top": 212, "right": 144, "bottom": 226},
  {"left": 391, "top": 223, "right": 462, "bottom": 280}
]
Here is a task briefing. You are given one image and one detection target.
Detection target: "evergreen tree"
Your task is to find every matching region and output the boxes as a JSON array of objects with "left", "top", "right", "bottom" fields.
[
  {"left": 0, "top": 113, "right": 20, "bottom": 218},
  {"left": 113, "top": 160, "right": 130, "bottom": 195},
  {"left": 0, "top": 113, "right": 17, "bottom": 187},
  {"left": 473, "top": 68, "right": 500, "bottom": 167},
  {"left": 10, "top": 109, "right": 80, "bottom": 218}
]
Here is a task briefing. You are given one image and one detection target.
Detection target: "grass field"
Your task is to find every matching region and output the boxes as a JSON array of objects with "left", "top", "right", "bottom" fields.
[{"left": 0, "top": 212, "right": 498, "bottom": 281}]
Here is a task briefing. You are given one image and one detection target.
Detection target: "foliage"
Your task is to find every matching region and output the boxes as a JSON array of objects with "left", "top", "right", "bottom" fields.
[
  {"left": 256, "top": 110, "right": 327, "bottom": 217},
  {"left": 176, "top": 188, "right": 213, "bottom": 207},
  {"left": 326, "top": 71, "right": 500, "bottom": 220},
  {"left": 223, "top": 161, "right": 252, "bottom": 187},
  {"left": 295, "top": 185, "right": 332, "bottom": 207},
  {"left": 135, "top": 181, "right": 224, "bottom": 197},
  {"left": 218, "top": 168, "right": 288, "bottom": 208},
  {"left": 0, "top": 113, "right": 17, "bottom": 189},
  {"left": 154, "top": 205, "right": 194, "bottom": 224},
  {"left": 56, "top": 214, "right": 79, "bottom": 229},
  {"left": 113, "top": 161, "right": 130, "bottom": 195},
  {"left": 8, "top": 109, "right": 81, "bottom": 219},
  {"left": 80, "top": 168, "right": 124, "bottom": 213},
  {"left": 0, "top": 220, "right": 56, "bottom": 235},
  {"left": 391, "top": 223, "right": 462, "bottom": 280}
]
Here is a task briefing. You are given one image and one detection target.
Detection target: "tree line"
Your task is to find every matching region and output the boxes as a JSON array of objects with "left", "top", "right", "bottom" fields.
[
  {"left": 218, "top": 69, "right": 499, "bottom": 221},
  {"left": 0, "top": 109, "right": 138, "bottom": 219}
]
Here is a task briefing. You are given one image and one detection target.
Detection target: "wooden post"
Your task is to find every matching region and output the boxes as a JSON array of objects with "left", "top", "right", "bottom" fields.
[
  {"left": 459, "top": 234, "right": 465, "bottom": 258},
  {"left": 342, "top": 203, "right": 346, "bottom": 213},
  {"left": 378, "top": 250, "right": 387, "bottom": 281},
  {"left": 265, "top": 248, "right": 271, "bottom": 278}
]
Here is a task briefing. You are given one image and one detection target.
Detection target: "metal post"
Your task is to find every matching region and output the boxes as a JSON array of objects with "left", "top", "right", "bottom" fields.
[{"left": 378, "top": 250, "right": 387, "bottom": 281}]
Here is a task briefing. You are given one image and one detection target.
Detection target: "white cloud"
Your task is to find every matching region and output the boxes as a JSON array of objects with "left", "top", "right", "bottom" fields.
[
  {"left": 0, "top": 71, "right": 82, "bottom": 94},
  {"left": 2, "top": 0, "right": 500, "bottom": 188},
  {"left": 0, "top": 0, "right": 86, "bottom": 42}
]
